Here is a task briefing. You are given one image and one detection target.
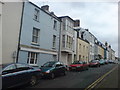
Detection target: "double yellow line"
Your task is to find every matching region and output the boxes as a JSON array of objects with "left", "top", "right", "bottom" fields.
[{"left": 85, "top": 65, "right": 118, "bottom": 90}]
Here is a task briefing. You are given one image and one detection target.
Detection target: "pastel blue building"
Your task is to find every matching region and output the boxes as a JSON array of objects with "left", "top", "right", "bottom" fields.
[{"left": 17, "top": 2, "right": 61, "bottom": 67}]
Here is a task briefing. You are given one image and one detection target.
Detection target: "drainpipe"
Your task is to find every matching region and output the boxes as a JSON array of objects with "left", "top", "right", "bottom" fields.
[
  {"left": 16, "top": 2, "right": 25, "bottom": 63},
  {"left": 58, "top": 20, "right": 62, "bottom": 61}
]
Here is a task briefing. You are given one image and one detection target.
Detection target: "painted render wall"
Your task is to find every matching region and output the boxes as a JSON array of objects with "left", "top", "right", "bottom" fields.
[
  {"left": 18, "top": 2, "right": 61, "bottom": 66},
  {"left": 112, "top": 49, "right": 115, "bottom": 60},
  {"left": 61, "top": 52, "right": 68, "bottom": 65},
  {"left": 18, "top": 51, "right": 53, "bottom": 66},
  {"left": 94, "top": 44, "right": 98, "bottom": 59},
  {"left": 78, "top": 28, "right": 95, "bottom": 61},
  {"left": 20, "top": 2, "right": 60, "bottom": 50},
  {"left": 60, "top": 17, "right": 77, "bottom": 65},
  {"left": 98, "top": 45, "right": 104, "bottom": 59},
  {"left": 108, "top": 48, "right": 112, "bottom": 60},
  {"left": 2, "top": 2, "right": 23, "bottom": 64},
  {"left": 0, "top": 2, "right": 2, "bottom": 65},
  {"left": 76, "top": 38, "right": 89, "bottom": 63}
]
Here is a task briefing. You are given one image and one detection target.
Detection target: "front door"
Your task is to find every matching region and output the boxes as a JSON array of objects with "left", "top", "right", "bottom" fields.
[{"left": 67, "top": 54, "right": 72, "bottom": 65}]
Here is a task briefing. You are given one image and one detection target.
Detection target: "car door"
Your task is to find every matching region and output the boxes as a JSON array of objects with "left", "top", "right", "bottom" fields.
[
  {"left": 59, "top": 63, "right": 66, "bottom": 73},
  {"left": 15, "top": 64, "right": 31, "bottom": 85},
  {"left": 79, "top": 61, "right": 84, "bottom": 70},
  {"left": 2, "top": 64, "right": 18, "bottom": 88},
  {"left": 82, "top": 62, "right": 87, "bottom": 70},
  {"left": 84, "top": 62, "right": 88, "bottom": 69},
  {"left": 54, "top": 63, "right": 62, "bottom": 76}
]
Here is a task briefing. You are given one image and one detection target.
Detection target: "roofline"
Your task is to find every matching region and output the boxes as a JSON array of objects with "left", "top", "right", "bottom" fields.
[
  {"left": 28, "top": 1, "right": 61, "bottom": 22},
  {"left": 78, "top": 37, "right": 89, "bottom": 44},
  {"left": 0, "top": 1, "right": 4, "bottom": 4},
  {"left": 59, "top": 16, "right": 75, "bottom": 22},
  {"left": 111, "top": 49, "right": 115, "bottom": 52},
  {"left": 89, "top": 31, "right": 96, "bottom": 38}
]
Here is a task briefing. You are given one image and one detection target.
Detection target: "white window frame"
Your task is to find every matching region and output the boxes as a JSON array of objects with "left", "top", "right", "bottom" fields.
[
  {"left": 27, "top": 52, "right": 38, "bottom": 66},
  {"left": 66, "top": 35, "right": 69, "bottom": 48},
  {"left": 53, "top": 35, "right": 56, "bottom": 48},
  {"left": 53, "top": 20, "right": 57, "bottom": 30},
  {"left": 34, "top": 8, "right": 39, "bottom": 21},
  {"left": 32, "top": 28, "right": 40, "bottom": 44},
  {"left": 62, "top": 35, "right": 65, "bottom": 48}
]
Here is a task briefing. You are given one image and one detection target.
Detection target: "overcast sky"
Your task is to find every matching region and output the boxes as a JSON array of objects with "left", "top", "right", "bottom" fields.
[{"left": 30, "top": 0, "right": 118, "bottom": 57}]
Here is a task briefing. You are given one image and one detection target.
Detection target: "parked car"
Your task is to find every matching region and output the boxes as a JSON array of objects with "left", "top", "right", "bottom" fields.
[
  {"left": 1, "top": 63, "right": 42, "bottom": 89},
  {"left": 69, "top": 61, "right": 89, "bottom": 71},
  {"left": 40, "top": 61, "right": 67, "bottom": 79},
  {"left": 108, "top": 60, "right": 116, "bottom": 64},
  {"left": 99, "top": 59, "right": 105, "bottom": 65},
  {"left": 89, "top": 60, "right": 100, "bottom": 67},
  {"left": 104, "top": 60, "right": 109, "bottom": 64}
]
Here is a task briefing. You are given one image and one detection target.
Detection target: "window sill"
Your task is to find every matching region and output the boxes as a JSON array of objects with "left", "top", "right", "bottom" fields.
[
  {"left": 33, "top": 18, "right": 40, "bottom": 22},
  {"left": 52, "top": 47, "right": 56, "bottom": 50},
  {"left": 31, "top": 42, "right": 40, "bottom": 46},
  {"left": 29, "top": 64, "right": 38, "bottom": 67},
  {"left": 53, "top": 28, "right": 57, "bottom": 30}
]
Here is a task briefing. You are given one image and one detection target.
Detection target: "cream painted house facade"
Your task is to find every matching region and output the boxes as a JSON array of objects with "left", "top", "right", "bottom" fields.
[
  {"left": 2, "top": 2, "right": 23, "bottom": 64},
  {"left": 98, "top": 45, "right": 104, "bottom": 59},
  {"left": 76, "top": 38, "right": 89, "bottom": 63}
]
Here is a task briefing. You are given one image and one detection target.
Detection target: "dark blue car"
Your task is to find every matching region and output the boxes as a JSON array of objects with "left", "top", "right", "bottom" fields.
[
  {"left": 40, "top": 61, "right": 67, "bottom": 79},
  {"left": 1, "top": 63, "right": 42, "bottom": 89}
]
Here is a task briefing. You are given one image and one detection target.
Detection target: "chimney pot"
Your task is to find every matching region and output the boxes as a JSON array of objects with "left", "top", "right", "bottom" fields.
[{"left": 41, "top": 5, "right": 49, "bottom": 11}]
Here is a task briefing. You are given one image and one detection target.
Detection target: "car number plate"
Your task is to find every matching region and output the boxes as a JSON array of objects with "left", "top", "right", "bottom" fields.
[{"left": 72, "top": 67, "right": 76, "bottom": 69}]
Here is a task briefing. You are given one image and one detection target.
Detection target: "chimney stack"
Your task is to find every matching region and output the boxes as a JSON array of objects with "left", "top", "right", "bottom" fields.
[
  {"left": 50, "top": 12, "right": 55, "bottom": 15},
  {"left": 85, "top": 29, "right": 89, "bottom": 31},
  {"left": 109, "top": 45, "right": 111, "bottom": 48},
  {"left": 41, "top": 5, "right": 49, "bottom": 11},
  {"left": 74, "top": 20, "right": 80, "bottom": 27},
  {"left": 105, "top": 42, "right": 108, "bottom": 46}
]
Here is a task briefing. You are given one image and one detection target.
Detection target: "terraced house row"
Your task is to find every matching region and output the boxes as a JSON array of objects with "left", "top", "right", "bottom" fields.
[{"left": 1, "top": 1, "right": 115, "bottom": 66}]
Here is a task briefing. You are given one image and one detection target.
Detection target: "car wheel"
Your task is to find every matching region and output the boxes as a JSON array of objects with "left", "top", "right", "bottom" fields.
[
  {"left": 30, "top": 76, "right": 37, "bottom": 86},
  {"left": 50, "top": 73, "right": 55, "bottom": 79},
  {"left": 69, "top": 68, "right": 72, "bottom": 71},
  {"left": 86, "top": 67, "right": 89, "bottom": 70}
]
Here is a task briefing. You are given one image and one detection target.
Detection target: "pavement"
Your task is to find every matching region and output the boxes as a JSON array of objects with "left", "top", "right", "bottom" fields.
[{"left": 94, "top": 63, "right": 120, "bottom": 88}]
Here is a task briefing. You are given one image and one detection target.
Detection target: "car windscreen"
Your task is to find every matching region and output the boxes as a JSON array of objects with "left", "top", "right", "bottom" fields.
[
  {"left": 90, "top": 60, "right": 98, "bottom": 63},
  {"left": 72, "top": 61, "right": 83, "bottom": 64},
  {"left": 43, "top": 62, "right": 56, "bottom": 67},
  {"left": 0, "top": 64, "right": 12, "bottom": 73},
  {"left": 100, "top": 60, "right": 104, "bottom": 62}
]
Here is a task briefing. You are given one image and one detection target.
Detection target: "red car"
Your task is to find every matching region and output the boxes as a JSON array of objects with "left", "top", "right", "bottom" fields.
[
  {"left": 89, "top": 60, "right": 100, "bottom": 67},
  {"left": 69, "top": 61, "right": 89, "bottom": 71}
]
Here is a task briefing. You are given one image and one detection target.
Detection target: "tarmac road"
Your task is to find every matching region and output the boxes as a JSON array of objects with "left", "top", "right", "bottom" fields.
[
  {"left": 19, "top": 63, "right": 117, "bottom": 89},
  {"left": 95, "top": 63, "right": 119, "bottom": 88}
]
